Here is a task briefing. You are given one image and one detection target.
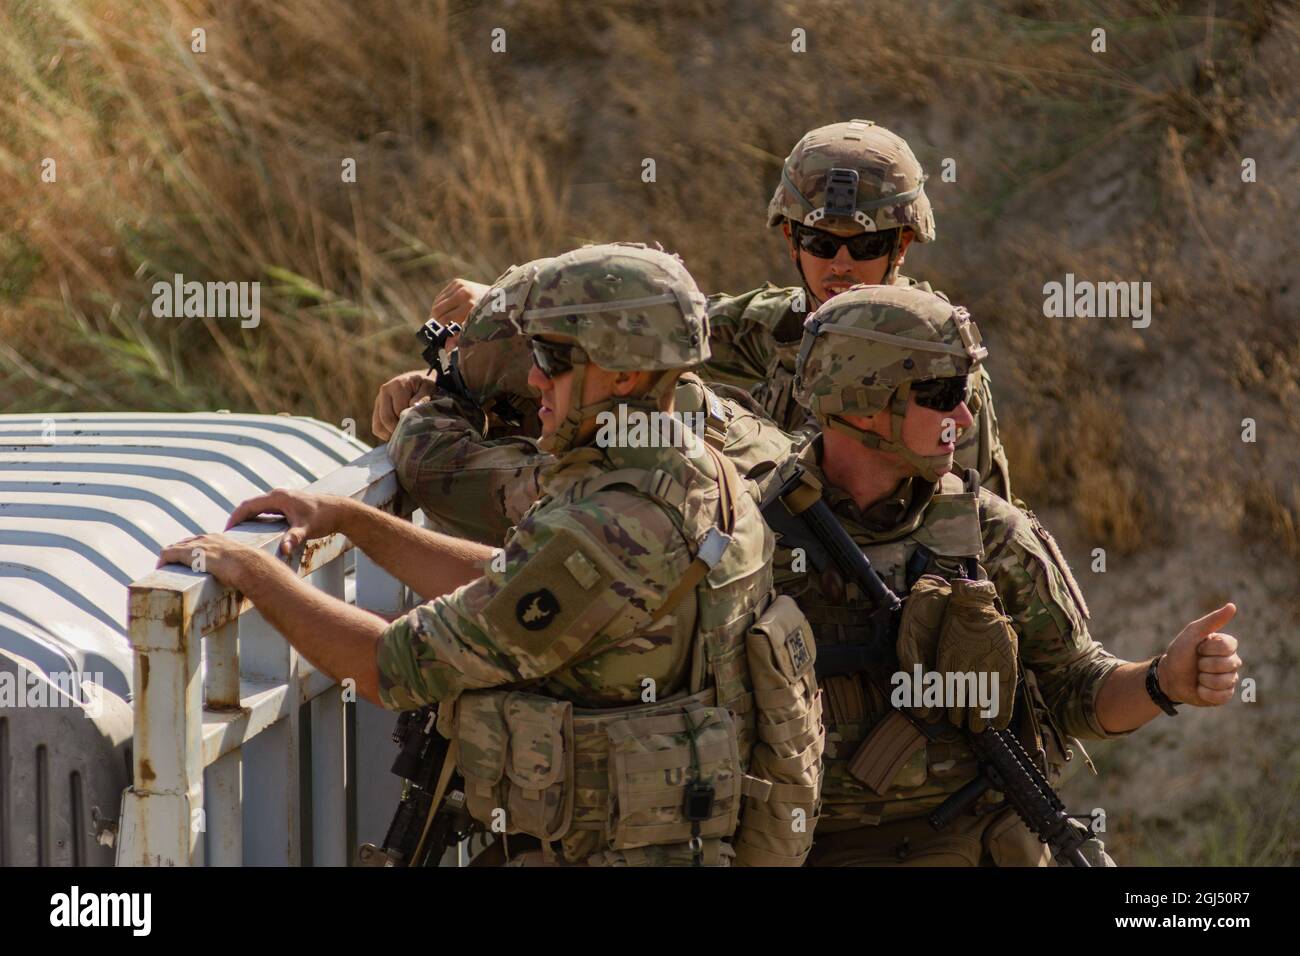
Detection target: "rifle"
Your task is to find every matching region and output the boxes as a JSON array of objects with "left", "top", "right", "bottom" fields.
[
  {"left": 761, "top": 465, "right": 1091, "bottom": 868},
  {"left": 359, "top": 706, "right": 476, "bottom": 867},
  {"left": 415, "top": 317, "right": 523, "bottom": 430}
]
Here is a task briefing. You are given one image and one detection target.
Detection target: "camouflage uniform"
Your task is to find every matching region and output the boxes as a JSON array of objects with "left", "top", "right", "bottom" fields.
[
  {"left": 377, "top": 244, "right": 821, "bottom": 866},
  {"left": 389, "top": 256, "right": 805, "bottom": 545},
  {"left": 698, "top": 118, "right": 1013, "bottom": 499},
  {"left": 389, "top": 372, "right": 801, "bottom": 546},
  {"left": 781, "top": 285, "right": 1121, "bottom": 865}
]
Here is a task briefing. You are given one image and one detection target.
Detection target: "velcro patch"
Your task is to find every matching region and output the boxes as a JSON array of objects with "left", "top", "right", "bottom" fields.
[
  {"left": 482, "top": 527, "right": 620, "bottom": 664},
  {"left": 563, "top": 550, "right": 602, "bottom": 590},
  {"left": 1028, "top": 513, "right": 1091, "bottom": 621}
]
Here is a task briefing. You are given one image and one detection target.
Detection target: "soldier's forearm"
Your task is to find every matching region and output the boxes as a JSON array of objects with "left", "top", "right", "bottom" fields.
[
  {"left": 335, "top": 496, "right": 494, "bottom": 600},
  {"left": 237, "top": 550, "right": 388, "bottom": 706},
  {"left": 1094, "top": 658, "right": 1163, "bottom": 733}
]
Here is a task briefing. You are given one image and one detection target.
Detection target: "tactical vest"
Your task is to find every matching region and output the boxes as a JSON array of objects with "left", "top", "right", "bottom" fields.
[
  {"left": 777, "top": 471, "right": 1068, "bottom": 833},
  {"left": 441, "top": 412, "right": 819, "bottom": 865}
]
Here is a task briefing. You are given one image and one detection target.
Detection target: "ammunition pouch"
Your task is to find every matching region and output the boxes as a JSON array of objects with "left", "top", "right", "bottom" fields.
[
  {"left": 450, "top": 685, "right": 751, "bottom": 863},
  {"left": 732, "top": 594, "right": 824, "bottom": 866},
  {"left": 453, "top": 691, "right": 575, "bottom": 844}
]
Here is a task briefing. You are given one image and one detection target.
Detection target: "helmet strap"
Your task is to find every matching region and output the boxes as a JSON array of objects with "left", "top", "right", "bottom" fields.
[
  {"left": 538, "top": 362, "right": 675, "bottom": 455},
  {"left": 787, "top": 220, "right": 826, "bottom": 311},
  {"left": 822, "top": 382, "right": 951, "bottom": 483},
  {"left": 881, "top": 229, "right": 904, "bottom": 285}
]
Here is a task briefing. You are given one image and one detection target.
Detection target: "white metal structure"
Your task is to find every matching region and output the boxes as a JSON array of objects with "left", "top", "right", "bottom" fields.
[{"left": 0, "top": 413, "right": 408, "bottom": 866}]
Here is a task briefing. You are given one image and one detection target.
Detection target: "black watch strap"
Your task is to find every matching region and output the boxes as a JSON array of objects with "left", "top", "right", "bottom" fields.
[{"left": 1145, "top": 655, "right": 1179, "bottom": 716}]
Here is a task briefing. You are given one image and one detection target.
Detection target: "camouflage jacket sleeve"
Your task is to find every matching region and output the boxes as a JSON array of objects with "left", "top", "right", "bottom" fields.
[
  {"left": 978, "top": 492, "right": 1127, "bottom": 741},
  {"left": 386, "top": 391, "right": 551, "bottom": 546},
  {"left": 702, "top": 287, "right": 780, "bottom": 390},
  {"left": 374, "top": 489, "right": 694, "bottom": 711}
]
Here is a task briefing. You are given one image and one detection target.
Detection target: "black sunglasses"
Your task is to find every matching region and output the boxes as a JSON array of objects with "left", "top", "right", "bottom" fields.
[
  {"left": 793, "top": 223, "right": 899, "bottom": 261},
  {"left": 911, "top": 375, "right": 969, "bottom": 412},
  {"left": 529, "top": 337, "right": 581, "bottom": 378}
]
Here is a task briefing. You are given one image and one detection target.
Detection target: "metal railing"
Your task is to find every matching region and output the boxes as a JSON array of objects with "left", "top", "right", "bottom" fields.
[{"left": 117, "top": 446, "right": 410, "bottom": 866}]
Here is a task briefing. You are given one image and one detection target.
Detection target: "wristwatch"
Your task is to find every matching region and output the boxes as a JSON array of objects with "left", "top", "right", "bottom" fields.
[{"left": 1145, "top": 655, "right": 1180, "bottom": 716}]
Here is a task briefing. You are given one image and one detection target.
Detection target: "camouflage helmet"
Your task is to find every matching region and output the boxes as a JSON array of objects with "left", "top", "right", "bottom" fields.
[
  {"left": 454, "top": 261, "right": 551, "bottom": 435},
  {"left": 794, "top": 284, "right": 986, "bottom": 481},
  {"left": 767, "top": 119, "right": 936, "bottom": 242},
  {"left": 510, "top": 242, "right": 710, "bottom": 452},
  {"left": 512, "top": 242, "right": 710, "bottom": 369}
]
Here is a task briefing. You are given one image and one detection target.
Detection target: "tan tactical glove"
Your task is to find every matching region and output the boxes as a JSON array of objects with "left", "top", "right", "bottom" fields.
[
  {"left": 894, "top": 574, "right": 952, "bottom": 722},
  {"left": 934, "top": 578, "right": 1018, "bottom": 732}
]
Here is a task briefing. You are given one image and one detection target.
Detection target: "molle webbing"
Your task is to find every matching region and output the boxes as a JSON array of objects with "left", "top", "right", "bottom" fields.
[
  {"left": 568, "top": 687, "right": 716, "bottom": 833},
  {"left": 702, "top": 391, "right": 732, "bottom": 450},
  {"left": 577, "top": 468, "right": 687, "bottom": 510}
]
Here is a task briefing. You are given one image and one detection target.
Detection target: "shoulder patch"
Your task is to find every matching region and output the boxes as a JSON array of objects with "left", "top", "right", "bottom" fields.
[
  {"left": 481, "top": 526, "right": 621, "bottom": 665},
  {"left": 1026, "top": 512, "right": 1091, "bottom": 620}
]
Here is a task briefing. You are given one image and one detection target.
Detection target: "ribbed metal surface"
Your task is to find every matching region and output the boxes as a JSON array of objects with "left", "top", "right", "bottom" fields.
[{"left": 0, "top": 413, "right": 370, "bottom": 703}]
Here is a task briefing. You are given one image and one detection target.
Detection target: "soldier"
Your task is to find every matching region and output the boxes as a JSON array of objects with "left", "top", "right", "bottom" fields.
[
  {"left": 158, "top": 244, "right": 821, "bottom": 866},
  {"left": 768, "top": 283, "right": 1242, "bottom": 866},
  {"left": 384, "top": 253, "right": 802, "bottom": 546},
  {"left": 373, "top": 119, "right": 1012, "bottom": 498},
  {"left": 383, "top": 259, "right": 558, "bottom": 545},
  {"left": 704, "top": 119, "right": 1011, "bottom": 497}
]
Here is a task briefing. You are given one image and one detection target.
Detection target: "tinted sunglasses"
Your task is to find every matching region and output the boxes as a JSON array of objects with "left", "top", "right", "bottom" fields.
[
  {"left": 911, "top": 375, "right": 969, "bottom": 412},
  {"left": 793, "top": 223, "right": 899, "bottom": 261},
  {"left": 529, "top": 337, "right": 582, "bottom": 378}
]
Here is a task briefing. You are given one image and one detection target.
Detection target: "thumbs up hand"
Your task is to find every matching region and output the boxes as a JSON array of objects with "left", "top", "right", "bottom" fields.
[{"left": 1159, "top": 603, "right": 1242, "bottom": 707}]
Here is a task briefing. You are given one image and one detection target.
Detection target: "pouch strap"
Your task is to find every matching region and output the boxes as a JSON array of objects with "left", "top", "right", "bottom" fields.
[
  {"left": 411, "top": 739, "right": 459, "bottom": 866},
  {"left": 740, "top": 773, "right": 774, "bottom": 802},
  {"left": 645, "top": 441, "right": 742, "bottom": 629}
]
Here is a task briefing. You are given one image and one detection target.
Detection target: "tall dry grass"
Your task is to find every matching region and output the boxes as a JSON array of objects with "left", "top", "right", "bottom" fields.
[
  {"left": 0, "top": 0, "right": 568, "bottom": 422},
  {"left": 3, "top": 0, "right": 1291, "bottom": 546}
]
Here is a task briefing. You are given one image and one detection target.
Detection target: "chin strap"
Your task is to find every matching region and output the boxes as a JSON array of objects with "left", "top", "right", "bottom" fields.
[
  {"left": 539, "top": 362, "right": 679, "bottom": 455},
  {"left": 821, "top": 381, "right": 953, "bottom": 483},
  {"left": 880, "top": 230, "right": 905, "bottom": 285}
]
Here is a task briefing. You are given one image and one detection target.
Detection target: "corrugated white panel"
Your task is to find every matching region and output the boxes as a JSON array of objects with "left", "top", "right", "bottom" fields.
[{"left": 0, "top": 413, "right": 370, "bottom": 702}]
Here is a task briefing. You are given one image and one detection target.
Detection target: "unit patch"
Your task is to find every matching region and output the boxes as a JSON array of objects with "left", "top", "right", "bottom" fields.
[
  {"left": 482, "top": 525, "right": 624, "bottom": 662},
  {"left": 517, "top": 589, "right": 560, "bottom": 631}
]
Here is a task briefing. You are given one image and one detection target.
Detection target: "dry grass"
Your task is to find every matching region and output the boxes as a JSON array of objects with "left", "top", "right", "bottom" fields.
[{"left": 2, "top": 0, "right": 1297, "bottom": 863}]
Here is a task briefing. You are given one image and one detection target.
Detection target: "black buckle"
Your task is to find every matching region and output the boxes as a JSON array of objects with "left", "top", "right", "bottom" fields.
[{"left": 683, "top": 779, "right": 716, "bottom": 822}]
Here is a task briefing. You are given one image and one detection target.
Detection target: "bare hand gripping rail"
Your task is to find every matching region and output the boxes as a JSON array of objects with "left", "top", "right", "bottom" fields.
[{"left": 117, "top": 447, "right": 414, "bottom": 866}]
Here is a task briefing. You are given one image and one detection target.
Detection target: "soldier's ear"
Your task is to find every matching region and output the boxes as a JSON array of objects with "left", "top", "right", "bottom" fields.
[
  {"left": 782, "top": 222, "right": 798, "bottom": 262},
  {"left": 609, "top": 369, "right": 643, "bottom": 397},
  {"left": 897, "top": 229, "right": 914, "bottom": 262}
]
